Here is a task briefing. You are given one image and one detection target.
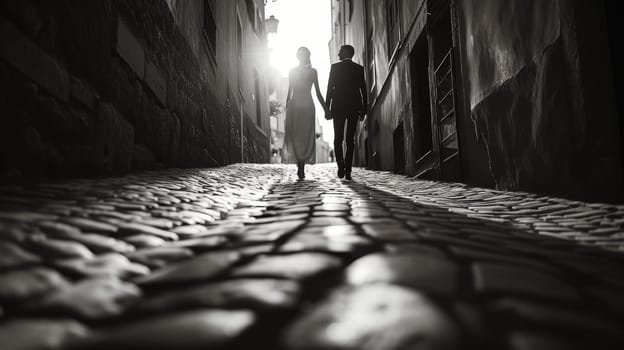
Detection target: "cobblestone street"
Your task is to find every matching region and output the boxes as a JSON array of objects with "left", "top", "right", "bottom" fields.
[{"left": 1, "top": 164, "right": 624, "bottom": 349}]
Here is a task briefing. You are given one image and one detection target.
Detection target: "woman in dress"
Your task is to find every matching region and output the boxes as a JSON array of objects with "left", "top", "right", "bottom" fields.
[{"left": 284, "top": 47, "right": 329, "bottom": 179}]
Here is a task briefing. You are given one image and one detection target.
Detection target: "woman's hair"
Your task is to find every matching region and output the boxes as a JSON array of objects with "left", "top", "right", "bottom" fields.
[{"left": 296, "top": 47, "right": 312, "bottom": 67}]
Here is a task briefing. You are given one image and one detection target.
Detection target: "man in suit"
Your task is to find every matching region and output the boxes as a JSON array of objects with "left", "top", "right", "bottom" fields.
[{"left": 325, "top": 45, "right": 368, "bottom": 180}]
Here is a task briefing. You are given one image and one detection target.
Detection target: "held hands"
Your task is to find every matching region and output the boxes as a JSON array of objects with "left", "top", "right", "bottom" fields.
[{"left": 358, "top": 110, "right": 366, "bottom": 122}]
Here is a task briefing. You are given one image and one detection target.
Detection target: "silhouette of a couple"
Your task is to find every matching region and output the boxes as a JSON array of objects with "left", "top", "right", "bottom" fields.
[{"left": 284, "top": 45, "right": 367, "bottom": 180}]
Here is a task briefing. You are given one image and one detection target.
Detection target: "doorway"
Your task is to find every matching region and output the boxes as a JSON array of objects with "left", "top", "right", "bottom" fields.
[
  {"left": 409, "top": 31, "right": 434, "bottom": 178},
  {"left": 372, "top": 121, "right": 381, "bottom": 170},
  {"left": 393, "top": 122, "right": 406, "bottom": 174},
  {"left": 364, "top": 137, "right": 369, "bottom": 168},
  {"left": 428, "top": 0, "right": 461, "bottom": 181}
]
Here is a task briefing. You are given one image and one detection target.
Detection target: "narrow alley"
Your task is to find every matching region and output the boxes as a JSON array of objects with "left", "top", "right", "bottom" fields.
[
  {"left": 1, "top": 164, "right": 623, "bottom": 349},
  {"left": 2, "top": 0, "right": 624, "bottom": 349}
]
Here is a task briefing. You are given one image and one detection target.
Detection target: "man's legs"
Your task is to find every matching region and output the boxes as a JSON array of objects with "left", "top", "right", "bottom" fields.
[
  {"left": 333, "top": 116, "right": 346, "bottom": 178},
  {"left": 344, "top": 115, "right": 358, "bottom": 178}
]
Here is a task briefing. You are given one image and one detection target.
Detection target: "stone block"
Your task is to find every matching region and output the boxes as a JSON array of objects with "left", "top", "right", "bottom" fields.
[
  {"left": 136, "top": 96, "right": 177, "bottom": 163},
  {"left": 506, "top": 331, "right": 596, "bottom": 350},
  {"left": 71, "top": 310, "right": 255, "bottom": 350},
  {"left": 132, "top": 144, "right": 157, "bottom": 170},
  {"left": 0, "top": 318, "right": 88, "bottom": 350},
  {"left": 231, "top": 252, "right": 342, "bottom": 280},
  {"left": 116, "top": 18, "right": 145, "bottom": 78},
  {"left": 491, "top": 298, "right": 622, "bottom": 337},
  {"left": 138, "top": 279, "right": 300, "bottom": 313},
  {"left": 0, "top": 267, "right": 69, "bottom": 300},
  {"left": 93, "top": 102, "right": 134, "bottom": 173},
  {"left": 27, "top": 278, "right": 142, "bottom": 320},
  {"left": 0, "top": 1, "right": 43, "bottom": 38},
  {"left": 472, "top": 262, "right": 580, "bottom": 301},
  {"left": 70, "top": 77, "right": 96, "bottom": 110},
  {"left": 136, "top": 251, "right": 240, "bottom": 285},
  {"left": 0, "top": 18, "right": 69, "bottom": 101},
  {"left": 167, "top": 113, "right": 181, "bottom": 164},
  {"left": 282, "top": 285, "right": 461, "bottom": 350},
  {"left": 347, "top": 253, "right": 459, "bottom": 296},
  {"left": 109, "top": 57, "right": 144, "bottom": 126},
  {"left": 145, "top": 60, "right": 167, "bottom": 106}
]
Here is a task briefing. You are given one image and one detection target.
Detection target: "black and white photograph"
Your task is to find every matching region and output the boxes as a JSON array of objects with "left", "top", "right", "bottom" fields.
[{"left": 0, "top": 0, "right": 623, "bottom": 349}]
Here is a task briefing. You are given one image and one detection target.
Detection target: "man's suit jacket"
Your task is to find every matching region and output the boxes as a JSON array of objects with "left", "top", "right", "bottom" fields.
[{"left": 326, "top": 59, "right": 367, "bottom": 117}]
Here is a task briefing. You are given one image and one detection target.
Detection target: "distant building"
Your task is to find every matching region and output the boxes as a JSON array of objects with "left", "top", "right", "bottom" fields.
[
  {"left": 0, "top": 0, "right": 271, "bottom": 177},
  {"left": 330, "top": 0, "right": 622, "bottom": 202},
  {"left": 269, "top": 73, "right": 288, "bottom": 164},
  {"left": 315, "top": 121, "right": 331, "bottom": 164}
]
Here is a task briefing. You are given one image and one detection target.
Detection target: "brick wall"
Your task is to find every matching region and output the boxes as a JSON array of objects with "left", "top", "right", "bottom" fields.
[{"left": 0, "top": 0, "right": 270, "bottom": 179}]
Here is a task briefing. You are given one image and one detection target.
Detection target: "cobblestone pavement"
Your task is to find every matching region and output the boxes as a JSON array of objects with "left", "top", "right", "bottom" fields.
[{"left": 1, "top": 164, "right": 623, "bottom": 350}]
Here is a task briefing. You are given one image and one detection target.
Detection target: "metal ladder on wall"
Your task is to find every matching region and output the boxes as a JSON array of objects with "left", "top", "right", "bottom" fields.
[
  {"left": 434, "top": 48, "right": 460, "bottom": 179},
  {"left": 428, "top": 0, "right": 461, "bottom": 181}
]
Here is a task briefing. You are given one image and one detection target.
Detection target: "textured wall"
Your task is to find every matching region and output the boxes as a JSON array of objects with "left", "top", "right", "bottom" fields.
[
  {"left": 333, "top": 0, "right": 621, "bottom": 201},
  {"left": 0, "top": 0, "right": 269, "bottom": 179},
  {"left": 459, "top": 0, "right": 622, "bottom": 201},
  {"left": 342, "top": 0, "right": 424, "bottom": 173},
  {"left": 462, "top": 0, "right": 561, "bottom": 108}
]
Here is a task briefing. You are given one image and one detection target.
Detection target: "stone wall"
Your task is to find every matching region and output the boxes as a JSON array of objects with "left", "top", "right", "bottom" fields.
[
  {"left": 459, "top": 0, "right": 622, "bottom": 201},
  {"left": 332, "top": 0, "right": 621, "bottom": 202},
  {"left": 0, "top": 0, "right": 270, "bottom": 179}
]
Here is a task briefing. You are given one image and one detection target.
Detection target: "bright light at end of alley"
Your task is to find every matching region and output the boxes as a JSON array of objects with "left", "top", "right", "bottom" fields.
[{"left": 265, "top": 0, "right": 334, "bottom": 145}]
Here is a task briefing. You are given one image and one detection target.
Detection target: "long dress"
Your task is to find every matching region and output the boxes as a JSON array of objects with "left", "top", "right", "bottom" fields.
[{"left": 284, "top": 66, "right": 316, "bottom": 163}]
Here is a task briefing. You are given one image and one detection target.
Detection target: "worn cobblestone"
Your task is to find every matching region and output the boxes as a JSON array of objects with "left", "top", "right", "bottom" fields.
[{"left": 0, "top": 164, "right": 623, "bottom": 349}]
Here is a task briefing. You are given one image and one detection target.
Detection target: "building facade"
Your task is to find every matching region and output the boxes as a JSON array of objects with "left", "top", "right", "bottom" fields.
[
  {"left": 330, "top": 0, "right": 622, "bottom": 202},
  {"left": 269, "top": 72, "right": 288, "bottom": 164},
  {"left": 0, "top": 0, "right": 271, "bottom": 178},
  {"left": 315, "top": 121, "right": 331, "bottom": 164}
]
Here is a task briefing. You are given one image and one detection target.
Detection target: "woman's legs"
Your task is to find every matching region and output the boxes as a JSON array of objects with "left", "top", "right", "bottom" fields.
[{"left": 297, "top": 162, "right": 305, "bottom": 179}]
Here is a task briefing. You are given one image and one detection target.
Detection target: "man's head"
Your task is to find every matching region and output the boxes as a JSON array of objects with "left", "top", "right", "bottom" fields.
[{"left": 338, "top": 45, "right": 355, "bottom": 60}]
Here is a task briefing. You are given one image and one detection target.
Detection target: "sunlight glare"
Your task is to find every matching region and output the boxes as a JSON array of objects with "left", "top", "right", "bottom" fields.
[{"left": 265, "top": 0, "right": 334, "bottom": 143}]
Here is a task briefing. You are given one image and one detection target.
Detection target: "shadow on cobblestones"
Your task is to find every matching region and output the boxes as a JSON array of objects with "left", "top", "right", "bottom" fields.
[
  {"left": 336, "top": 180, "right": 624, "bottom": 350},
  {"left": 0, "top": 164, "right": 623, "bottom": 350}
]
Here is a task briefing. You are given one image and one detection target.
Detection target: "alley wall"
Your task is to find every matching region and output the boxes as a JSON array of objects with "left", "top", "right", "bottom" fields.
[{"left": 0, "top": 0, "right": 270, "bottom": 179}]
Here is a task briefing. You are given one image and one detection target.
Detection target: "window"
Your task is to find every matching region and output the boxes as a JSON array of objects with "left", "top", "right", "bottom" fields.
[
  {"left": 203, "top": 0, "right": 217, "bottom": 58},
  {"left": 385, "top": 0, "right": 400, "bottom": 58}
]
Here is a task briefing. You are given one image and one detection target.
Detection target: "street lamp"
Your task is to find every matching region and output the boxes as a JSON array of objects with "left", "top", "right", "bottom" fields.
[{"left": 265, "top": 15, "right": 279, "bottom": 34}]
